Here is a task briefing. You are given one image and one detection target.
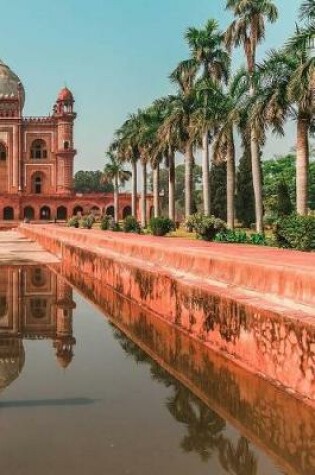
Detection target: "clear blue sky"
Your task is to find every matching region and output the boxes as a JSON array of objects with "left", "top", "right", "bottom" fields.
[{"left": 1, "top": 0, "right": 299, "bottom": 171}]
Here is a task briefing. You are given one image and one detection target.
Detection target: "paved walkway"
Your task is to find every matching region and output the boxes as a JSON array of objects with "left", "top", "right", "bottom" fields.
[{"left": 0, "top": 230, "right": 59, "bottom": 265}]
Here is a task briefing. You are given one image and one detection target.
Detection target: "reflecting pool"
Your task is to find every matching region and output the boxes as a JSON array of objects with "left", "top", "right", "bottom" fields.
[{"left": 0, "top": 265, "right": 313, "bottom": 475}]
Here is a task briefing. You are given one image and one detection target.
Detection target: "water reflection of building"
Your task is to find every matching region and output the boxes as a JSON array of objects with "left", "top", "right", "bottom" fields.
[{"left": 0, "top": 266, "right": 76, "bottom": 393}]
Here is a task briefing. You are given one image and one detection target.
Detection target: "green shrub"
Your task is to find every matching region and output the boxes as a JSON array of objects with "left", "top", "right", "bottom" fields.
[
  {"left": 100, "top": 215, "right": 110, "bottom": 230},
  {"left": 215, "top": 229, "right": 248, "bottom": 243},
  {"left": 123, "top": 215, "right": 141, "bottom": 234},
  {"left": 81, "top": 214, "right": 95, "bottom": 229},
  {"left": 110, "top": 221, "right": 121, "bottom": 232},
  {"left": 185, "top": 214, "right": 226, "bottom": 241},
  {"left": 214, "top": 229, "right": 267, "bottom": 246},
  {"left": 68, "top": 216, "right": 79, "bottom": 228},
  {"left": 249, "top": 233, "right": 267, "bottom": 246},
  {"left": 149, "top": 217, "right": 175, "bottom": 236},
  {"left": 274, "top": 214, "right": 315, "bottom": 251}
]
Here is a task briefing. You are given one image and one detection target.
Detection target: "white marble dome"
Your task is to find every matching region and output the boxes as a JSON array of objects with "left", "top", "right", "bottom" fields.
[
  {"left": 0, "top": 339, "right": 25, "bottom": 394},
  {"left": 0, "top": 60, "right": 25, "bottom": 108}
]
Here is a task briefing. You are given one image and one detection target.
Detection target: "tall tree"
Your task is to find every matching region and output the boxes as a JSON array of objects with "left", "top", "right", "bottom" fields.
[
  {"left": 236, "top": 146, "right": 255, "bottom": 227},
  {"left": 210, "top": 162, "right": 227, "bottom": 221},
  {"left": 74, "top": 170, "right": 113, "bottom": 193},
  {"left": 212, "top": 71, "right": 247, "bottom": 229},
  {"left": 186, "top": 19, "right": 230, "bottom": 215},
  {"left": 277, "top": 178, "right": 293, "bottom": 216},
  {"left": 168, "top": 59, "right": 198, "bottom": 217},
  {"left": 257, "top": 39, "right": 315, "bottom": 215},
  {"left": 101, "top": 151, "right": 131, "bottom": 223},
  {"left": 225, "top": 0, "right": 278, "bottom": 232},
  {"left": 115, "top": 113, "right": 142, "bottom": 218}
]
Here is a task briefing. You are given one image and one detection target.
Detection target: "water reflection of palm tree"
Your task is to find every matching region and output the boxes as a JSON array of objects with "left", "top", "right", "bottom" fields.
[
  {"left": 167, "top": 386, "right": 225, "bottom": 462},
  {"left": 219, "top": 437, "right": 258, "bottom": 475},
  {"left": 110, "top": 323, "right": 258, "bottom": 474}
]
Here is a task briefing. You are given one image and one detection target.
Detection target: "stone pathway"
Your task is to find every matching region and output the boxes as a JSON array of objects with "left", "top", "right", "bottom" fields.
[{"left": 0, "top": 230, "right": 59, "bottom": 265}]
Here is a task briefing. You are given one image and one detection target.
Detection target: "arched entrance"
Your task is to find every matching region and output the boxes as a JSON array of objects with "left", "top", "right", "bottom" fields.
[
  {"left": 123, "top": 206, "right": 132, "bottom": 219},
  {"left": 3, "top": 207, "right": 14, "bottom": 220},
  {"left": 73, "top": 206, "right": 83, "bottom": 216},
  {"left": 57, "top": 206, "right": 67, "bottom": 220},
  {"left": 24, "top": 207, "right": 35, "bottom": 220},
  {"left": 40, "top": 206, "right": 51, "bottom": 220},
  {"left": 90, "top": 206, "right": 101, "bottom": 216},
  {"left": 106, "top": 206, "right": 115, "bottom": 218}
]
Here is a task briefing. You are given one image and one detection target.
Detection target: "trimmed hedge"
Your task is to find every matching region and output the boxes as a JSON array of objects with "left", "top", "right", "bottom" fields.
[
  {"left": 123, "top": 216, "right": 141, "bottom": 234},
  {"left": 185, "top": 214, "right": 226, "bottom": 241},
  {"left": 274, "top": 214, "right": 315, "bottom": 251},
  {"left": 149, "top": 217, "right": 175, "bottom": 236}
]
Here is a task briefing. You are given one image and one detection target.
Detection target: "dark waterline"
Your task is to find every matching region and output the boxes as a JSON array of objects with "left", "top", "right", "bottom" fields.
[{"left": 0, "top": 265, "right": 311, "bottom": 475}]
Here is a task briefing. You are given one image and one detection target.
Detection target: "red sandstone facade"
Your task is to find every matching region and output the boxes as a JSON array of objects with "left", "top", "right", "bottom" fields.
[{"left": 0, "top": 60, "right": 150, "bottom": 221}]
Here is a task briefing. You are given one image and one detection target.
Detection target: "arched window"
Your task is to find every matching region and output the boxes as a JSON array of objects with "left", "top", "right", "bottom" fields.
[
  {"left": 106, "top": 206, "right": 115, "bottom": 217},
  {"left": 3, "top": 207, "right": 14, "bottom": 220},
  {"left": 90, "top": 206, "right": 100, "bottom": 216},
  {"left": 0, "top": 143, "right": 7, "bottom": 161},
  {"left": 123, "top": 206, "right": 132, "bottom": 219},
  {"left": 57, "top": 206, "right": 67, "bottom": 220},
  {"left": 64, "top": 141, "right": 70, "bottom": 150},
  {"left": 31, "top": 268, "right": 47, "bottom": 288},
  {"left": 30, "top": 139, "right": 47, "bottom": 159},
  {"left": 0, "top": 296, "right": 7, "bottom": 318},
  {"left": 40, "top": 206, "right": 51, "bottom": 220},
  {"left": 32, "top": 173, "right": 44, "bottom": 194},
  {"left": 30, "top": 298, "right": 47, "bottom": 319},
  {"left": 24, "top": 206, "right": 35, "bottom": 220}
]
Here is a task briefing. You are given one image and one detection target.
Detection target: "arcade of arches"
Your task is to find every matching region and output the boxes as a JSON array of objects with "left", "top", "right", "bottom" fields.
[
  {"left": 0, "top": 194, "right": 150, "bottom": 221},
  {"left": 0, "top": 59, "right": 152, "bottom": 222}
]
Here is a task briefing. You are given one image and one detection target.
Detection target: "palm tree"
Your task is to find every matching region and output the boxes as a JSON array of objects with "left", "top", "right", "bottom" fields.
[
  {"left": 257, "top": 37, "right": 315, "bottom": 215},
  {"left": 101, "top": 151, "right": 131, "bottom": 223},
  {"left": 144, "top": 102, "right": 170, "bottom": 219},
  {"left": 115, "top": 114, "right": 142, "bottom": 218},
  {"left": 300, "top": 0, "right": 315, "bottom": 20},
  {"left": 157, "top": 96, "right": 180, "bottom": 221},
  {"left": 186, "top": 19, "right": 230, "bottom": 215},
  {"left": 169, "top": 60, "right": 198, "bottom": 217},
  {"left": 225, "top": 0, "right": 278, "bottom": 232}
]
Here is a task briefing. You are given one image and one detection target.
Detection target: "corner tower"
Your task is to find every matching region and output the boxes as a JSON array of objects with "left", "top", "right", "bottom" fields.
[{"left": 53, "top": 87, "right": 77, "bottom": 194}]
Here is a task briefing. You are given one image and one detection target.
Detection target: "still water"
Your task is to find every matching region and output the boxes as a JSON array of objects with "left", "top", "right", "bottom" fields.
[{"left": 0, "top": 265, "right": 312, "bottom": 475}]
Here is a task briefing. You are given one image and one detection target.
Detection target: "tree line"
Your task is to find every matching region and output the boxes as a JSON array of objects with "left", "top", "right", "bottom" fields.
[{"left": 101, "top": 0, "right": 314, "bottom": 230}]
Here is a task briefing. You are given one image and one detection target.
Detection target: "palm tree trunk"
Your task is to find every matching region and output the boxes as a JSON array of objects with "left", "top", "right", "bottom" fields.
[
  {"left": 249, "top": 79, "right": 264, "bottom": 233},
  {"left": 131, "top": 160, "right": 137, "bottom": 218},
  {"left": 185, "top": 144, "right": 194, "bottom": 218},
  {"left": 153, "top": 164, "right": 160, "bottom": 218},
  {"left": 168, "top": 152, "right": 175, "bottom": 221},
  {"left": 296, "top": 114, "right": 309, "bottom": 215},
  {"left": 250, "top": 127, "right": 264, "bottom": 233},
  {"left": 202, "top": 130, "right": 211, "bottom": 216},
  {"left": 226, "top": 130, "right": 235, "bottom": 230},
  {"left": 141, "top": 160, "right": 147, "bottom": 227},
  {"left": 114, "top": 176, "right": 119, "bottom": 223}
]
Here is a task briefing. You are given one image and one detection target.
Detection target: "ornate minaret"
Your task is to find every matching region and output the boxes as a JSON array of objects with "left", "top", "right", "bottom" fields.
[
  {"left": 53, "top": 87, "right": 77, "bottom": 194},
  {"left": 53, "top": 277, "right": 76, "bottom": 369}
]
